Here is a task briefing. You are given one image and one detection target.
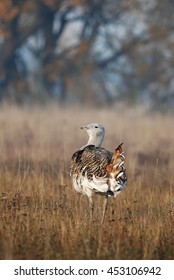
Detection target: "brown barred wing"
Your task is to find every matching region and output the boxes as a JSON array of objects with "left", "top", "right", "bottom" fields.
[{"left": 70, "top": 145, "right": 113, "bottom": 180}]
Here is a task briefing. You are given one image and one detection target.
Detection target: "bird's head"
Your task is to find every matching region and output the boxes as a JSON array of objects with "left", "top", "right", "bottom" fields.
[{"left": 81, "top": 123, "right": 105, "bottom": 147}]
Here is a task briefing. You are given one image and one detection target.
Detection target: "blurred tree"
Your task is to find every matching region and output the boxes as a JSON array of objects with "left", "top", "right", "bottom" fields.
[{"left": 0, "top": 0, "right": 174, "bottom": 110}]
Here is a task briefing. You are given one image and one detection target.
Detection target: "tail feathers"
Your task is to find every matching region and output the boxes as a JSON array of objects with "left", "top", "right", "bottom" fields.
[{"left": 106, "top": 143, "right": 125, "bottom": 175}]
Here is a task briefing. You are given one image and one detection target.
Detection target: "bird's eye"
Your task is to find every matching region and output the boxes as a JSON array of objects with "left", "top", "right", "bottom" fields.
[{"left": 95, "top": 126, "right": 98, "bottom": 128}]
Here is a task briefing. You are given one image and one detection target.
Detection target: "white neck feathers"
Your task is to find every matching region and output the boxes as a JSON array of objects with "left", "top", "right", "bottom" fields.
[{"left": 86, "top": 134, "right": 104, "bottom": 147}]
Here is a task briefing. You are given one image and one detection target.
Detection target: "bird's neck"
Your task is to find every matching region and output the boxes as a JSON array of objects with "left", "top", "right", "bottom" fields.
[
  {"left": 80, "top": 133, "right": 104, "bottom": 150},
  {"left": 86, "top": 136, "right": 103, "bottom": 147},
  {"left": 86, "top": 134, "right": 104, "bottom": 147}
]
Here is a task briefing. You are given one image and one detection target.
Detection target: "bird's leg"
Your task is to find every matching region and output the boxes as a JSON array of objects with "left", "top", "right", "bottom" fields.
[
  {"left": 102, "top": 194, "right": 109, "bottom": 224},
  {"left": 88, "top": 196, "right": 94, "bottom": 221}
]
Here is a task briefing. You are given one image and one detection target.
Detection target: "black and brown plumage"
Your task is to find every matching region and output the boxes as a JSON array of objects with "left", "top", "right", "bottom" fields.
[{"left": 70, "top": 123, "right": 127, "bottom": 223}]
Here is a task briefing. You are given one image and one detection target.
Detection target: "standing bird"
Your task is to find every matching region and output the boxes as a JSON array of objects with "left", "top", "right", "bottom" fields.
[{"left": 70, "top": 123, "right": 127, "bottom": 223}]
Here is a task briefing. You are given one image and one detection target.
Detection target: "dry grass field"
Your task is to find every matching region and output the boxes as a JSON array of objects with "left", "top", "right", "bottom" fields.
[{"left": 0, "top": 104, "right": 173, "bottom": 260}]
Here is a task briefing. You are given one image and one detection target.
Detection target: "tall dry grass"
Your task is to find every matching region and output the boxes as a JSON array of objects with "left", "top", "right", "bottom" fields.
[{"left": 0, "top": 104, "right": 173, "bottom": 259}]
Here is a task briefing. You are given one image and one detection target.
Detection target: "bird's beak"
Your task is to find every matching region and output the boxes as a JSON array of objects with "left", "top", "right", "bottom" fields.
[{"left": 81, "top": 125, "right": 87, "bottom": 130}]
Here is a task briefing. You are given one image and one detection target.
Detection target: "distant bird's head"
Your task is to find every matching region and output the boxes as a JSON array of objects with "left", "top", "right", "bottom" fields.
[{"left": 81, "top": 123, "right": 105, "bottom": 148}]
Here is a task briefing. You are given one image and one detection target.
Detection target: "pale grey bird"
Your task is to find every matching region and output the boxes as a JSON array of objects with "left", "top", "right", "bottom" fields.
[{"left": 70, "top": 123, "right": 127, "bottom": 223}]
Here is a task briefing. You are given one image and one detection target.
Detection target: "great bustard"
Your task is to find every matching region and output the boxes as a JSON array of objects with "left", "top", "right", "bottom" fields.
[{"left": 70, "top": 123, "right": 127, "bottom": 223}]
